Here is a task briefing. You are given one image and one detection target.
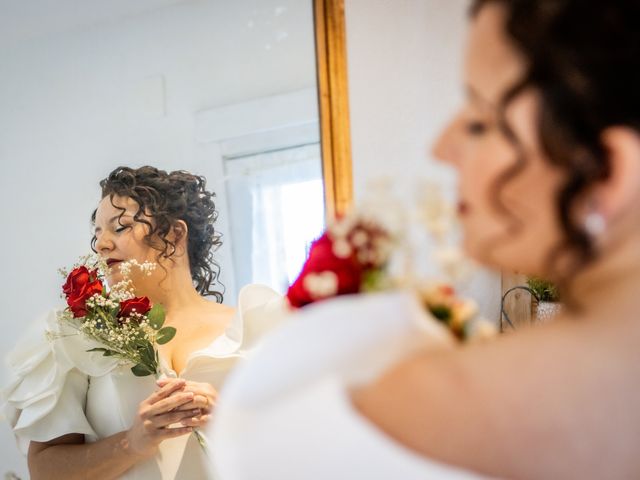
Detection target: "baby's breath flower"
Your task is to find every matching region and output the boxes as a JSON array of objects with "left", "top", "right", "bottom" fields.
[
  {"left": 351, "top": 230, "right": 369, "bottom": 248},
  {"left": 328, "top": 215, "right": 356, "bottom": 238},
  {"left": 303, "top": 271, "right": 339, "bottom": 299},
  {"left": 45, "top": 330, "right": 58, "bottom": 342},
  {"left": 332, "top": 239, "right": 352, "bottom": 258}
]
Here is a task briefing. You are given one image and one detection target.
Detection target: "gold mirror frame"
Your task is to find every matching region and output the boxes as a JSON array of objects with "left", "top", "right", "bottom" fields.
[
  {"left": 314, "top": 4, "right": 527, "bottom": 326},
  {"left": 314, "top": 0, "right": 353, "bottom": 219}
]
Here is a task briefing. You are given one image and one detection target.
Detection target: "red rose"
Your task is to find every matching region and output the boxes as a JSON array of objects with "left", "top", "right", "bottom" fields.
[
  {"left": 66, "top": 280, "right": 104, "bottom": 318},
  {"left": 63, "top": 266, "right": 103, "bottom": 318},
  {"left": 118, "top": 297, "right": 152, "bottom": 319},
  {"left": 286, "top": 233, "right": 362, "bottom": 308},
  {"left": 62, "top": 266, "right": 98, "bottom": 298},
  {"left": 439, "top": 285, "right": 455, "bottom": 296}
]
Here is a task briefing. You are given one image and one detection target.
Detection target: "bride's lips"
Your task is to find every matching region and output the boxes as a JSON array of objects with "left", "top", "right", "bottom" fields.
[{"left": 106, "top": 259, "right": 123, "bottom": 267}]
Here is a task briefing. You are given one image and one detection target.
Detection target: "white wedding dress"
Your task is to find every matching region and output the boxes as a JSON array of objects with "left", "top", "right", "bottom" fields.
[
  {"left": 3, "top": 284, "right": 285, "bottom": 480},
  {"left": 209, "top": 291, "right": 494, "bottom": 480}
]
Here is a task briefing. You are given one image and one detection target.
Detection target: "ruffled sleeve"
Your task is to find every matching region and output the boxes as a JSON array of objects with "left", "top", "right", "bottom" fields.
[
  {"left": 2, "top": 310, "right": 118, "bottom": 454},
  {"left": 233, "top": 284, "right": 289, "bottom": 350}
]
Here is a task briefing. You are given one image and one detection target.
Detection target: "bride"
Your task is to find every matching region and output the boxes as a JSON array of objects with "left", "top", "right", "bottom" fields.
[
  {"left": 210, "top": 0, "right": 640, "bottom": 478},
  {"left": 4, "top": 166, "right": 282, "bottom": 479}
]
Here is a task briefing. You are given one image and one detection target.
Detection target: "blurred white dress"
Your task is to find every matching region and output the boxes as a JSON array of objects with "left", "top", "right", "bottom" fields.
[
  {"left": 210, "top": 291, "right": 493, "bottom": 480},
  {"left": 3, "top": 284, "right": 284, "bottom": 480}
]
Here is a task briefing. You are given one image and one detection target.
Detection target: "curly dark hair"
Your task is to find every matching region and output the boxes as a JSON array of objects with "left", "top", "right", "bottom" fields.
[
  {"left": 91, "top": 166, "right": 224, "bottom": 302},
  {"left": 470, "top": 0, "right": 640, "bottom": 290}
]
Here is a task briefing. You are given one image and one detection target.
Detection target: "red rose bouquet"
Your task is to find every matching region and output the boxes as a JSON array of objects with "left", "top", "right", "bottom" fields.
[
  {"left": 287, "top": 216, "right": 394, "bottom": 308},
  {"left": 56, "top": 255, "right": 175, "bottom": 376},
  {"left": 287, "top": 211, "right": 496, "bottom": 342}
]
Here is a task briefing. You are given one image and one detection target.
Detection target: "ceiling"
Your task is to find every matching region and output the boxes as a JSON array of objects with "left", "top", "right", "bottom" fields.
[
  {"left": 0, "top": 0, "right": 188, "bottom": 45},
  {"left": 0, "top": 0, "right": 316, "bottom": 114}
]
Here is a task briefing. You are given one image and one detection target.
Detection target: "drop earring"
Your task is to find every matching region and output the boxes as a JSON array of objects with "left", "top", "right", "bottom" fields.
[{"left": 584, "top": 211, "right": 606, "bottom": 237}]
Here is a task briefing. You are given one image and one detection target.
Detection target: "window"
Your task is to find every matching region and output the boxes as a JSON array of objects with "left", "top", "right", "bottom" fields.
[{"left": 224, "top": 142, "right": 325, "bottom": 294}]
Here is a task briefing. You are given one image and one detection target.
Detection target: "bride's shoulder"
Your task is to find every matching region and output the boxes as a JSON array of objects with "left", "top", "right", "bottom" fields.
[{"left": 351, "top": 315, "right": 634, "bottom": 478}]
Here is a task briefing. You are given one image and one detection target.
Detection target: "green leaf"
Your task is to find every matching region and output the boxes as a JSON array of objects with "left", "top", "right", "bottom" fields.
[
  {"left": 87, "top": 347, "right": 114, "bottom": 357},
  {"left": 429, "top": 304, "right": 452, "bottom": 323},
  {"left": 525, "top": 276, "right": 559, "bottom": 302},
  {"left": 147, "top": 304, "right": 166, "bottom": 330},
  {"left": 156, "top": 326, "right": 176, "bottom": 345},
  {"left": 139, "top": 342, "right": 155, "bottom": 365},
  {"left": 131, "top": 363, "right": 156, "bottom": 377}
]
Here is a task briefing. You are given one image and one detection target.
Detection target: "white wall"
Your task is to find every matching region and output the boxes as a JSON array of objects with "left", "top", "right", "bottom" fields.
[
  {"left": 0, "top": 0, "right": 316, "bottom": 475},
  {"left": 344, "top": 0, "right": 502, "bottom": 320}
]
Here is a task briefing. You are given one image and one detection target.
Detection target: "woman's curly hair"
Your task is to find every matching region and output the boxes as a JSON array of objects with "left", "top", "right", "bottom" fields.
[
  {"left": 470, "top": 0, "right": 640, "bottom": 290},
  {"left": 91, "top": 166, "right": 224, "bottom": 302}
]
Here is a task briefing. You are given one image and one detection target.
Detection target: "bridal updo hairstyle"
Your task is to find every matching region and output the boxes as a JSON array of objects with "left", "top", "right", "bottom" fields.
[
  {"left": 91, "top": 166, "right": 223, "bottom": 302},
  {"left": 470, "top": 0, "right": 640, "bottom": 286}
]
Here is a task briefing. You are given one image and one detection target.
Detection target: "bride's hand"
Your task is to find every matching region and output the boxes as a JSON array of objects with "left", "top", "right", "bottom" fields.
[
  {"left": 125, "top": 379, "right": 200, "bottom": 458},
  {"left": 157, "top": 378, "right": 218, "bottom": 426}
]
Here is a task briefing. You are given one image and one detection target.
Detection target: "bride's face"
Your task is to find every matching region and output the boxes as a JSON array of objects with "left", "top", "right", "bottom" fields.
[
  {"left": 433, "top": 3, "right": 567, "bottom": 277},
  {"left": 93, "top": 195, "right": 159, "bottom": 287}
]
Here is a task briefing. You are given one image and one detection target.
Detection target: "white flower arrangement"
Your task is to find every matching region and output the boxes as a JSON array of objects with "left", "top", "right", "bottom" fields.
[{"left": 287, "top": 177, "right": 497, "bottom": 342}]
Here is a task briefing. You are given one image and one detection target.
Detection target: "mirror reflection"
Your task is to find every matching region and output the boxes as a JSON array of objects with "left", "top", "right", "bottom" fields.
[
  {"left": 0, "top": 0, "right": 322, "bottom": 307},
  {"left": 0, "top": 0, "right": 322, "bottom": 475}
]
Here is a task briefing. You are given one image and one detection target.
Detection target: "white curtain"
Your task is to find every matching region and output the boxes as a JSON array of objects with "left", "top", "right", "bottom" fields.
[{"left": 224, "top": 143, "right": 325, "bottom": 293}]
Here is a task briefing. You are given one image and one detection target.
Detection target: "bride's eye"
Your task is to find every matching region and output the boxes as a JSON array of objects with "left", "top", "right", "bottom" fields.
[
  {"left": 115, "top": 225, "right": 131, "bottom": 233},
  {"left": 465, "top": 120, "right": 488, "bottom": 135}
]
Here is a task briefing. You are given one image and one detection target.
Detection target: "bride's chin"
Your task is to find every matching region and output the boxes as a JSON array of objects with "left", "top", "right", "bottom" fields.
[{"left": 106, "top": 273, "right": 123, "bottom": 287}]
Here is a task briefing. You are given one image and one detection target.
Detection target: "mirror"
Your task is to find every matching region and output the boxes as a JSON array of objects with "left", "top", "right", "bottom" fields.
[{"left": 0, "top": 0, "right": 352, "bottom": 475}]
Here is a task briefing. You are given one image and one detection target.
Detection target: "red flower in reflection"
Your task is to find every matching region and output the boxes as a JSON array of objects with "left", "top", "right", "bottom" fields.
[
  {"left": 63, "top": 267, "right": 103, "bottom": 318},
  {"left": 118, "top": 297, "right": 152, "bottom": 320}
]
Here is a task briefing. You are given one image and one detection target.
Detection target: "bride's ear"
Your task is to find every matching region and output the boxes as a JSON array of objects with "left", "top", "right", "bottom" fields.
[
  {"left": 591, "top": 127, "right": 640, "bottom": 223},
  {"left": 172, "top": 220, "right": 189, "bottom": 254}
]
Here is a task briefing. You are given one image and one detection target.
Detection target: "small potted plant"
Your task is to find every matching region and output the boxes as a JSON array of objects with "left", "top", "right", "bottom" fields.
[{"left": 526, "top": 277, "right": 561, "bottom": 322}]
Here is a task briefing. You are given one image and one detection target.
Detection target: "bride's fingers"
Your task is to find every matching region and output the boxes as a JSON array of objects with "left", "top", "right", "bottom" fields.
[
  {"left": 150, "top": 408, "right": 203, "bottom": 428},
  {"left": 155, "top": 377, "right": 180, "bottom": 389},
  {"left": 182, "top": 383, "right": 218, "bottom": 406},
  {"left": 176, "top": 380, "right": 218, "bottom": 398},
  {"left": 179, "top": 413, "right": 212, "bottom": 427},
  {"left": 155, "top": 380, "right": 217, "bottom": 415},
  {"left": 156, "top": 380, "right": 213, "bottom": 400},
  {"left": 148, "top": 391, "right": 195, "bottom": 416},
  {"left": 146, "top": 379, "right": 186, "bottom": 406},
  {"left": 174, "top": 394, "right": 216, "bottom": 412}
]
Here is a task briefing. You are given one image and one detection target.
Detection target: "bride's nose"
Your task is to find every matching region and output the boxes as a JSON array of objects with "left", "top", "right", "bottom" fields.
[
  {"left": 95, "top": 232, "right": 114, "bottom": 255},
  {"left": 432, "top": 114, "right": 463, "bottom": 167}
]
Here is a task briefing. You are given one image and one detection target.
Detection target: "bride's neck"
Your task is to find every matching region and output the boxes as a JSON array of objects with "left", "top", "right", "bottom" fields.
[
  {"left": 142, "top": 266, "right": 205, "bottom": 315},
  {"left": 570, "top": 229, "right": 640, "bottom": 317}
]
